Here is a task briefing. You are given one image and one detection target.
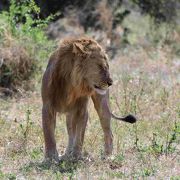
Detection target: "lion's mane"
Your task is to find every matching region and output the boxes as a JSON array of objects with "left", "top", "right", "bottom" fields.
[{"left": 44, "top": 37, "right": 102, "bottom": 111}]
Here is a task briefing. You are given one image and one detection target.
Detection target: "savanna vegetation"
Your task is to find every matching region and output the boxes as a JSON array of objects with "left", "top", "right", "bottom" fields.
[{"left": 0, "top": 0, "right": 179, "bottom": 179}]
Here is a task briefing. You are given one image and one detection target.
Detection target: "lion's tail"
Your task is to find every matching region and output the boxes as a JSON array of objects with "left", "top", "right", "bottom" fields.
[{"left": 111, "top": 113, "right": 137, "bottom": 123}]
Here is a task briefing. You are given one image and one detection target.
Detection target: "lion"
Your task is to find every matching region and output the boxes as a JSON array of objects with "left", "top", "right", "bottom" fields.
[{"left": 41, "top": 37, "right": 136, "bottom": 162}]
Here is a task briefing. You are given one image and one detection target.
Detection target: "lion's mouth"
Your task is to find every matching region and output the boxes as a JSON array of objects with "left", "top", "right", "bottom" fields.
[{"left": 94, "top": 85, "right": 107, "bottom": 95}]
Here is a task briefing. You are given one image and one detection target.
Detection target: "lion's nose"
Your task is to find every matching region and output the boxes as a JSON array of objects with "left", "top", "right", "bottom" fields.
[{"left": 107, "top": 78, "right": 113, "bottom": 87}]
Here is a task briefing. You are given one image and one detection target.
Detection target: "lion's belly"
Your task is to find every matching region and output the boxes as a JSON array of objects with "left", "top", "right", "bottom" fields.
[
  {"left": 56, "top": 102, "right": 76, "bottom": 113},
  {"left": 55, "top": 95, "right": 90, "bottom": 114}
]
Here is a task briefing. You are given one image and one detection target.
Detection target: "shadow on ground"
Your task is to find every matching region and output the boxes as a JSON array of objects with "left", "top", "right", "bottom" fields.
[{"left": 20, "top": 160, "right": 80, "bottom": 175}]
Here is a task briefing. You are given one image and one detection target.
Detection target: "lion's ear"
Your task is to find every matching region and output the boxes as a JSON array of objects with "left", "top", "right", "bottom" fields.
[{"left": 72, "top": 42, "right": 85, "bottom": 55}]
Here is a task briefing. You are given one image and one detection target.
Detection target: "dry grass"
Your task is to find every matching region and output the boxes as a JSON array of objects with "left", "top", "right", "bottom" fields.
[
  {"left": 0, "top": 45, "right": 34, "bottom": 90},
  {"left": 0, "top": 44, "right": 179, "bottom": 179}
]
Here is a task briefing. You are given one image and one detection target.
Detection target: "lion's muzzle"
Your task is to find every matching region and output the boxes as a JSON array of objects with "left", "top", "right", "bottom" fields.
[
  {"left": 107, "top": 78, "right": 113, "bottom": 87},
  {"left": 94, "top": 77, "right": 113, "bottom": 95}
]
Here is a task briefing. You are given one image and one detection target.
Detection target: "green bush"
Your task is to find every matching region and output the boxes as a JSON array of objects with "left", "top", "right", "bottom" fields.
[{"left": 0, "top": 0, "right": 54, "bottom": 92}]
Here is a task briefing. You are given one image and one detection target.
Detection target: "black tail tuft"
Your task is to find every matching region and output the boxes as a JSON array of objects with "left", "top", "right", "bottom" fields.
[{"left": 124, "top": 114, "right": 137, "bottom": 123}]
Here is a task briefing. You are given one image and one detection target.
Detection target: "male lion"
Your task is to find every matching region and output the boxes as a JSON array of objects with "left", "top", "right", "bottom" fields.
[{"left": 41, "top": 37, "right": 136, "bottom": 162}]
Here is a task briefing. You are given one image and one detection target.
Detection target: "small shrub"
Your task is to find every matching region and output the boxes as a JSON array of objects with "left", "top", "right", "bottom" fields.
[
  {"left": 19, "top": 109, "right": 33, "bottom": 150},
  {"left": 138, "top": 121, "right": 180, "bottom": 156}
]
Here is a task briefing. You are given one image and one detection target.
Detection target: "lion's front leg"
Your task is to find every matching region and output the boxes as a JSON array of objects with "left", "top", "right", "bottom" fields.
[
  {"left": 72, "top": 110, "right": 88, "bottom": 159},
  {"left": 92, "top": 91, "right": 113, "bottom": 156},
  {"left": 64, "top": 113, "right": 76, "bottom": 156},
  {"left": 42, "top": 104, "right": 59, "bottom": 162},
  {"left": 61, "top": 98, "right": 88, "bottom": 161},
  {"left": 69, "top": 97, "right": 88, "bottom": 160}
]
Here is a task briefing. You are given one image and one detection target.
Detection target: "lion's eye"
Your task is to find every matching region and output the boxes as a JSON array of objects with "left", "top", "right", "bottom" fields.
[
  {"left": 99, "top": 64, "right": 109, "bottom": 71},
  {"left": 98, "top": 64, "right": 105, "bottom": 70}
]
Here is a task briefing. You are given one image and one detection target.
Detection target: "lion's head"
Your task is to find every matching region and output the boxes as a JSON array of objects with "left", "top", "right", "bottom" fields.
[{"left": 65, "top": 37, "right": 113, "bottom": 95}]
